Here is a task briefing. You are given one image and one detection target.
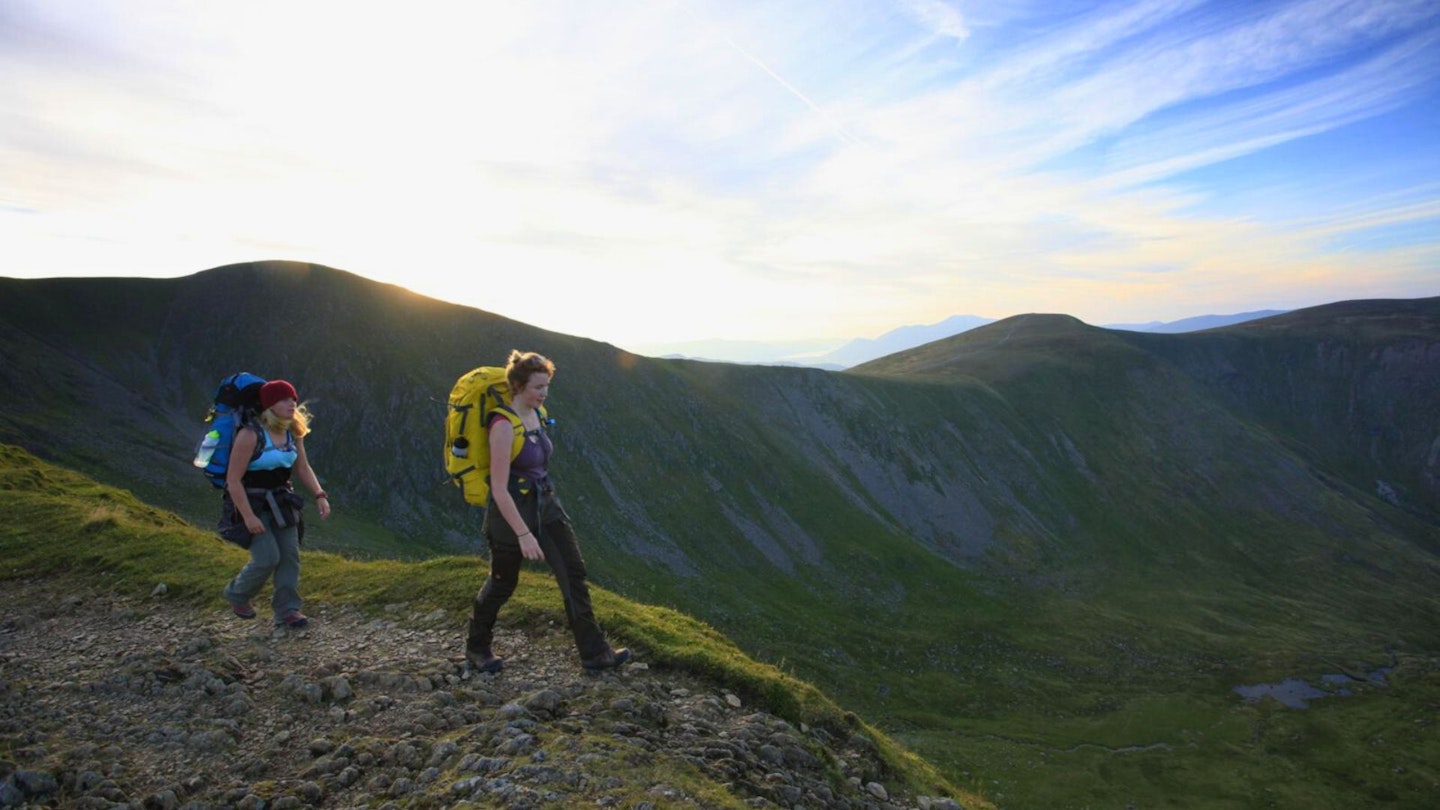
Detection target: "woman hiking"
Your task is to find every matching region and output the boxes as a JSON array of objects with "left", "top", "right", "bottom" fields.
[
  {"left": 222, "top": 379, "right": 331, "bottom": 628},
  {"left": 466, "top": 350, "right": 631, "bottom": 674}
]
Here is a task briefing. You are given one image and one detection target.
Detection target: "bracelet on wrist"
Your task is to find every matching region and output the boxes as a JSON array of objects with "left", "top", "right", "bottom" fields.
[{"left": 314, "top": 492, "right": 329, "bottom": 499}]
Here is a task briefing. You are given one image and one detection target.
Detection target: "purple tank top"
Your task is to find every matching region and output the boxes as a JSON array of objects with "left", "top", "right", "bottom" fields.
[{"left": 491, "top": 412, "right": 551, "bottom": 481}]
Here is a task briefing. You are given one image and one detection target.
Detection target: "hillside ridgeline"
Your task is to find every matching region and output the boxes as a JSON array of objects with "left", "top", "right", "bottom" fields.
[{"left": 3, "top": 263, "right": 1439, "bottom": 807}]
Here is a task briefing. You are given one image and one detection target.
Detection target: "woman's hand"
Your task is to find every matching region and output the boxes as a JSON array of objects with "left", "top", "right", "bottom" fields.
[
  {"left": 245, "top": 514, "right": 265, "bottom": 535},
  {"left": 519, "top": 532, "right": 544, "bottom": 561},
  {"left": 316, "top": 496, "right": 331, "bottom": 520}
]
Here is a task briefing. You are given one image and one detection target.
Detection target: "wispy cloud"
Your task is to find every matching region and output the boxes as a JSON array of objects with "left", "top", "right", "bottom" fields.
[
  {"left": 895, "top": 0, "right": 970, "bottom": 44},
  {"left": 1100, "top": 26, "right": 1440, "bottom": 188},
  {"left": 2, "top": 0, "right": 1437, "bottom": 345},
  {"left": 1044, "top": 0, "right": 1437, "bottom": 140}
]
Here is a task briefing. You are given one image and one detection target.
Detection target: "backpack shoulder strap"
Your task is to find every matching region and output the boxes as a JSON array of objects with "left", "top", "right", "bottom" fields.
[
  {"left": 489, "top": 404, "right": 528, "bottom": 462},
  {"left": 488, "top": 403, "right": 523, "bottom": 426},
  {"left": 242, "top": 420, "right": 267, "bottom": 454}
]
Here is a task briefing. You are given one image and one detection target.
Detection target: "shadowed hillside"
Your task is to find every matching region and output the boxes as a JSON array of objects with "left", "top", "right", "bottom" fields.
[
  {"left": 1117, "top": 299, "right": 1440, "bottom": 520},
  {"left": 3, "top": 263, "right": 1439, "bottom": 808}
]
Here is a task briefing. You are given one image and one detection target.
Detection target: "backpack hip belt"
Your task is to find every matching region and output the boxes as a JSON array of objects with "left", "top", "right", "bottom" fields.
[{"left": 242, "top": 485, "right": 303, "bottom": 529}]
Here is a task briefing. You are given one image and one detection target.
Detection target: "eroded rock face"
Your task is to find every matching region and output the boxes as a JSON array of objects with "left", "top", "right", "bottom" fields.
[
  {"left": 1139, "top": 317, "right": 1440, "bottom": 517},
  {"left": 0, "top": 580, "right": 964, "bottom": 809}
]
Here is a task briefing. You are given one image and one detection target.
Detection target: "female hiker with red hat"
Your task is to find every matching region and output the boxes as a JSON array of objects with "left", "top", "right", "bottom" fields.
[{"left": 221, "top": 379, "right": 331, "bottom": 628}]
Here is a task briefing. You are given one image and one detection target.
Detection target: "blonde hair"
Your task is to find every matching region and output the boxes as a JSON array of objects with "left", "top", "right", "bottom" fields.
[
  {"left": 260, "top": 403, "right": 312, "bottom": 438},
  {"left": 505, "top": 350, "right": 555, "bottom": 393}
]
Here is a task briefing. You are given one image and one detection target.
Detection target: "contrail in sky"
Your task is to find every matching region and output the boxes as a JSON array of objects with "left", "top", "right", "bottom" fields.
[{"left": 723, "top": 36, "right": 863, "bottom": 147}]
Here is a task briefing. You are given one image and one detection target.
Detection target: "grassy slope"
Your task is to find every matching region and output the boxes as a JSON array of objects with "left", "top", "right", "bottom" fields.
[
  {"left": 5, "top": 270, "right": 1440, "bottom": 807},
  {"left": 0, "top": 443, "right": 987, "bottom": 809},
  {"left": 849, "top": 314, "right": 1440, "bottom": 808}
]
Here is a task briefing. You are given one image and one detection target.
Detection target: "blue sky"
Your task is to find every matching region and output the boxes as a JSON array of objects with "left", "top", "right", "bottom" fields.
[{"left": 2, "top": 0, "right": 1437, "bottom": 353}]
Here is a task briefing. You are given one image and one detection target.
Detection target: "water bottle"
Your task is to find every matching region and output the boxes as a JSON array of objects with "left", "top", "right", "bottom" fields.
[
  {"left": 193, "top": 430, "right": 221, "bottom": 467},
  {"left": 451, "top": 437, "right": 469, "bottom": 458}
]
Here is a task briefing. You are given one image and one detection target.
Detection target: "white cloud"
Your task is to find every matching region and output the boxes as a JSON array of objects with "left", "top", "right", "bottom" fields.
[
  {"left": 2, "top": 0, "right": 1438, "bottom": 346},
  {"left": 895, "top": 0, "right": 970, "bottom": 44}
]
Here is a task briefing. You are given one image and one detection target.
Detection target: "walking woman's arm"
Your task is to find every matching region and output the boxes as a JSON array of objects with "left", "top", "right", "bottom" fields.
[
  {"left": 489, "top": 417, "right": 544, "bottom": 561},
  {"left": 292, "top": 439, "right": 330, "bottom": 519},
  {"left": 226, "top": 428, "right": 263, "bottom": 534}
]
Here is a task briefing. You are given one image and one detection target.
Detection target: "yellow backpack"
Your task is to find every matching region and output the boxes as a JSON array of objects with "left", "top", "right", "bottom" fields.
[{"left": 443, "top": 366, "right": 549, "bottom": 506}]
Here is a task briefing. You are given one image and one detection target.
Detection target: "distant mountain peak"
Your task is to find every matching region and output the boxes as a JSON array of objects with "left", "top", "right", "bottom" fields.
[
  {"left": 640, "top": 309, "right": 1293, "bottom": 369},
  {"left": 1103, "top": 309, "right": 1289, "bottom": 334}
]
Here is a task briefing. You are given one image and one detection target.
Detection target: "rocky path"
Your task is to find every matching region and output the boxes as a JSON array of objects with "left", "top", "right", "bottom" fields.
[{"left": 0, "top": 579, "right": 964, "bottom": 809}]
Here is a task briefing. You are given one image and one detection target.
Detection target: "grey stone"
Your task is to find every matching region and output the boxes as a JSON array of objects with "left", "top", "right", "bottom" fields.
[
  {"left": 14, "top": 770, "right": 58, "bottom": 796},
  {"left": 0, "top": 780, "right": 25, "bottom": 807}
]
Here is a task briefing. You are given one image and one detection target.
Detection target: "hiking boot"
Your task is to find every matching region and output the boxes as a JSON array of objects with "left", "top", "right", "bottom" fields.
[
  {"left": 581, "top": 647, "right": 633, "bottom": 671},
  {"left": 465, "top": 649, "right": 504, "bottom": 674},
  {"left": 230, "top": 601, "right": 256, "bottom": 620},
  {"left": 278, "top": 611, "right": 309, "bottom": 629}
]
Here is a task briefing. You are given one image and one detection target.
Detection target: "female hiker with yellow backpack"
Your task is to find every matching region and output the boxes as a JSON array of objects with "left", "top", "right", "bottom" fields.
[{"left": 463, "top": 350, "right": 631, "bottom": 674}]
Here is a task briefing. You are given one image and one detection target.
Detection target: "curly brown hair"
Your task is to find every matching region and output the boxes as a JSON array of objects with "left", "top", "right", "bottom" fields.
[{"left": 505, "top": 350, "right": 555, "bottom": 393}]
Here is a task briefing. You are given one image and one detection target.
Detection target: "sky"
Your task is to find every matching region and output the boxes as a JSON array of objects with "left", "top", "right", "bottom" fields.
[{"left": 3, "top": 0, "right": 1438, "bottom": 354}]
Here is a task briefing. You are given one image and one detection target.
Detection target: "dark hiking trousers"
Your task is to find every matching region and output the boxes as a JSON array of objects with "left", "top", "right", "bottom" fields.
[{"left": 467, "top": 479, "right": 610, "bottom": 662}]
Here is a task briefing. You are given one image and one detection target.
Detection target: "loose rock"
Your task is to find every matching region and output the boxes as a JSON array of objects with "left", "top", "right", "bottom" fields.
[{"left": 0, "top": 578, "right": 966, "bottom": 809}]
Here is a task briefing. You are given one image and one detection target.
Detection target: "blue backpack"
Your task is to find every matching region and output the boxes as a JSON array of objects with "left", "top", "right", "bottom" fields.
[{"left": 193, "top": 372, "right": 267, "bottom": 488}]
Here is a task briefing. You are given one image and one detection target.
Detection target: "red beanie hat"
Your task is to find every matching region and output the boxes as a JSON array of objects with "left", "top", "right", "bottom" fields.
[{"left": 260, "top": 379, "right": 298, "bottom": 410}]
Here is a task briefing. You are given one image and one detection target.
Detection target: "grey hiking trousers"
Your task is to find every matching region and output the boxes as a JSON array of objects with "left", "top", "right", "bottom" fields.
[{"left": 224, "top": 507, "right": 303, "bottom": 621}]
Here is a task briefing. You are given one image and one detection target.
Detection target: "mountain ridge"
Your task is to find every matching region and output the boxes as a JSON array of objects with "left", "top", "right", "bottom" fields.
[
  {"left": 1103, "top": 308, "right": 1289, "bottom": 333},
  {"left": 636, "top": 309, "right": 1290, "bottom": 368},
  {"left": 2, "top": 261, "right": 1438, "bottom": 807}
]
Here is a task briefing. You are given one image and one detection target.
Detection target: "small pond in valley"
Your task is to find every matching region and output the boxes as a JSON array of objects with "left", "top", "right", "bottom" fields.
[{"left": 1233, "top": 664, "right": 1394, "bottom": 709}]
